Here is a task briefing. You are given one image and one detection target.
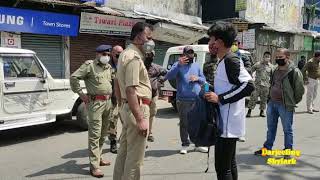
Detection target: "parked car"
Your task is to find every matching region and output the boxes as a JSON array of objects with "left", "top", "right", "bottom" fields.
[
  {"left": 160, "top": 45, "right": 253, "bottom": 110},
  {"left": 0, "top": 47, "right": 88, "bottom": 131}
]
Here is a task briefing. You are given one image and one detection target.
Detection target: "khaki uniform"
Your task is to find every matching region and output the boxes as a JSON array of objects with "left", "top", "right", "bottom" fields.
[
  {"left": 108, "top": 60, "right": 119, "bottom": 139},
  {"left": 248, "top": 62, "right": 273, "bottom": 110},
  {"left": 70, "top": 59, "right": 113, "bottom": 169},
  {"left": 113, "top": 44, "right": 152, "bottom": 180}
]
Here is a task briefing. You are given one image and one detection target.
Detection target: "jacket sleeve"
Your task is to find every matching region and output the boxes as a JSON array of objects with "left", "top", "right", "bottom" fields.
[
  {"left": 293, "top": 68, "right": 305, "bottom": 104},
  {"left": 70, "top": 63, "right": 90, "bottom": 94},
  {"left": 301, "top": 62, "right": 309, "bottom": 81},
  {"left": 164, "top": 62, "right": 180, "bottom": 81},
  {"left": 218, "top": 54, "right": 255, "bottom": 105}
]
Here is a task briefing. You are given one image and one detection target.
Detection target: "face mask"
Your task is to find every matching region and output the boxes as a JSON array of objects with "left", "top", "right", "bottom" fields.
[
  {"left": 275, "top": 58, "right": 286, "bottom": 66},
  {"left": 144, "top": 57, "right": 153, "bottom": 67},
  {"left": 100, "top": 55, "right": 110, "bottom": 64},
  {"left": 187, "top": 57, "right": 194, "bottom": 64},
  {"left": 143, "top": 40, "right": 155, "bottom": 53},
  {"left": 231, "top": 44, "right": 239, "bottom": 53},
  {"left": 264, "top": 58, "right": 271, "bottom": 62}
]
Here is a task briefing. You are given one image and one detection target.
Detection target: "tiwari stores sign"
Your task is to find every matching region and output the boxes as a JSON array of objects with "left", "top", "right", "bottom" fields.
[{"left": 79, "top": 12, "right": 145, "bottom": 36}]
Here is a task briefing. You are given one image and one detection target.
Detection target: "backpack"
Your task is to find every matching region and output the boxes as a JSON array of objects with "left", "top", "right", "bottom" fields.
[{"left": 187, "top": 96, "right": 219, "bottom": 172}]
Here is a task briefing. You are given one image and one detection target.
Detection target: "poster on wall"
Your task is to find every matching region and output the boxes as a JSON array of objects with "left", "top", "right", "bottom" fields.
[
  {"left": 1, "top": 32, "right": 21, "bottom": 48},
  {"left": 242, "top": 29, "right": 255, "bottom": 49}
]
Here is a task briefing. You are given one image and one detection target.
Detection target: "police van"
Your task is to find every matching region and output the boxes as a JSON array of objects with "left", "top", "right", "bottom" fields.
[
  {"left": 160, "top": 45, "right": 253, "bottom": 110},
  {"left": 0, "top": 47, "right": 88, "bottom": 131}
]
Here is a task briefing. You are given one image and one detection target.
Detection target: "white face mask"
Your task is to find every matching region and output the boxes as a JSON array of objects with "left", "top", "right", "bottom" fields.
[
  {"left": 143, "top": 40, "right": 155, "bottom": 53},
  {"left": 100, "top": 56, "right": 110, "bottom": 64}
]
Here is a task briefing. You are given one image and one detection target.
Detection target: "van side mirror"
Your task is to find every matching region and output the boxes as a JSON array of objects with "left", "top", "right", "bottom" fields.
[{"left": 40, "top": 71, "right": 47, "bottom": 83}]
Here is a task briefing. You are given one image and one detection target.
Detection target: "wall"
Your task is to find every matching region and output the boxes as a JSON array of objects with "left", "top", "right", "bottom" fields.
[
  {"left": 244, "top": 0, "right": 304, "bottom": 31},
  {"left": 106, "top": 0, "right": 201, "bottom": 17}
]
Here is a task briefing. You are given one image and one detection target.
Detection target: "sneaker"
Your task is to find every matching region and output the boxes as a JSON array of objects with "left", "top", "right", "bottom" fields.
[
  {"left": 307, "top": 110, "right": 314, "bottom": 114},
  {"left": 195, "top": 146, "right": 209, "bottom": 153},
  {"left": 180, "top": 146, "right": 188, "bottom": 154},
  {"left": 147, "top": 135, "right": 154, "bottom": 142},
  {"left": 313, "top": 109, "right": 320, "bottom": 112},
  {"left": 254, "top": 149, "right": 264, "bottom": 156},
  {"left": 238, "top": 137, "right": 246, "bottom": 142},
  {"left": 260, "top": 110, "right": 266, "bottom": 117}
]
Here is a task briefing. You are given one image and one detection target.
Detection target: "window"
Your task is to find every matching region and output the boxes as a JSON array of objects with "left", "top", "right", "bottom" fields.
[{"left": 2, "top": 55, "right": 43, "bottom": 79}]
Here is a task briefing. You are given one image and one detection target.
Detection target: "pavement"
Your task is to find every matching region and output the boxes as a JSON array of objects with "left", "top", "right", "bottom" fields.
[{"left": 0, "top": 94, "right": 320, "bottom": 180}]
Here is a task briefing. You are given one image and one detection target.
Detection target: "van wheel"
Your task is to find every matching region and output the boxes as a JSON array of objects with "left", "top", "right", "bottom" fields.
[{"left": 76, "top": 102, "right": 89, "bottom": 131}]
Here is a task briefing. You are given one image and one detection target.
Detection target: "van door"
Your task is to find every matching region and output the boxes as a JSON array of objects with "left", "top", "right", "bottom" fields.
[{"left": 1, "top": 54, "right": 49, "bottom": 115}]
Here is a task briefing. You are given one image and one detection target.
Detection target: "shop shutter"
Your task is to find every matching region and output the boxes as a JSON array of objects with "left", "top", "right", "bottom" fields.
[
  {"left": 154, "top": 41, "right": 178, "bottom": 66},
  {"left": 21, "top": 34, "right": 64, "bottom": 78}
]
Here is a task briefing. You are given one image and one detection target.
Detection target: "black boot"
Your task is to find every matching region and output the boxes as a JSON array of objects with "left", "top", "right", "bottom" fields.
[
  {"left": 246, "top": 109, "right": 252, "bottom": 117},
  {"left": 260, "top": 110, "right": 266, "bottom": 117},
  {"left": 110, "top": 140, "right": 117, "bottom": 154}
]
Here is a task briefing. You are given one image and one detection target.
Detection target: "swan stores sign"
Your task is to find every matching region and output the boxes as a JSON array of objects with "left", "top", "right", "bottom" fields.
[
  {"left": 0, "top": 7, "right": 79, "bottom": 36},
  {"left": 79, "top": 12, "right": 144, "bottom": 36}
]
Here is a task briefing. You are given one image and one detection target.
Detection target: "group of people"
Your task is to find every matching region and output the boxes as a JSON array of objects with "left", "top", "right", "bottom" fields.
[{"left": 69, "top": 19, "right": 320, "bottom": 180}]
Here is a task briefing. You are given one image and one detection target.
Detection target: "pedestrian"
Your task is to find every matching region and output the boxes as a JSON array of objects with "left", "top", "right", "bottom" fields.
[
  {"left": 254, "top": 48, "right": 304, "bottom": 156},
  {"left": 70, "top": 45, "right": 113, "bottom": 178},
  {"left": 247, "top": 51, "right": 274, "bottom": 117},
  {"left": 205, "top": 21, "right": 254, "bottom": 180},
  {"left": 163, "top": 46, "right": 208, "bottom": 154},
  {"left": 108, "top": 45, "right": 124, "bottom": 154},
  {"left": 144, "top": 50, "right": 167, "bottom": 142},
  {"left": 302, "top": 51, "right": 320, "bottom": 114},
  {"left": 203, "top": 44, "right": 218, "bottom": 87},
  {"left": 113, "top": 22, "right": 154, "bottom": 180},
  {"left": 298, "top": 55, "right": 306, "bottom": 70}
]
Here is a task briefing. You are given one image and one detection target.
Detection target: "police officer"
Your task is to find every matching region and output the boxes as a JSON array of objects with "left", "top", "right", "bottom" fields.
[
  {"left": 70, "top": 45, "right": 113, "bottom": 178},
  {"left": 144, "top": 50, "right": 167, "bottom": 142},
  {"left": 108, "top": 45, "right": 124, "bottom": 153},
  {"left": 113, "top": 22, "right": 154, "bottom": 180},
  {"left": 247, "top": 51, "right": 274, "bottom": 117}
]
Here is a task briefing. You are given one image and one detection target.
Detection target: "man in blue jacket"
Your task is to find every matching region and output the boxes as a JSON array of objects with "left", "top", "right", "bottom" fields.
[{"left": 163, "top": 46, "right": 208, "bottom": 154}]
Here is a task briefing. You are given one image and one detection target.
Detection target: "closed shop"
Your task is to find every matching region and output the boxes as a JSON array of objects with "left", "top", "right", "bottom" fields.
[
  {"left": 70, "top": 34, "right": 125, "bottom": 73},
  {"left": 21, "top": 34, "right": 64, "bottom": 78}
]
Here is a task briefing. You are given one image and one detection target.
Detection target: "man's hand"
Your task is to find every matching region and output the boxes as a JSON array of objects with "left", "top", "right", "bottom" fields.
[
  {"left": 189, "top": 75, "right": 199, "bottom": 82},
  {"left": 204, "top": 92, "right": 219, "bottom": 103},
  {"left": 179, "top": 56, "right": 189, "bottom": 65},
  {"left": 80, "top": 94, "right": 89, "bottom": 104},
  {"left": 137, "top": 119, "right": 149, "bottom": 137}
]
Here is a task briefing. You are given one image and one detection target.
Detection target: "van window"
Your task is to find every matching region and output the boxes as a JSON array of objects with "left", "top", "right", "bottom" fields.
[
  {"left": 3, "top": 56, "right": 43, "bottom": 79},
  {"left": 166, "top": 53, "right": 198, "bottom": 70}
]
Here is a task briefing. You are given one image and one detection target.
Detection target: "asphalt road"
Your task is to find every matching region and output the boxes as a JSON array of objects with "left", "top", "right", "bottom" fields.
[{"left": 1, "top": 94, "right": 320, "bottom": 180}]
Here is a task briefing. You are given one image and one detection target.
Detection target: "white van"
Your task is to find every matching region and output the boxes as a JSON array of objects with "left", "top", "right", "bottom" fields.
[
  {"left": 0, "top": 47, "right": 88, "bottom": 131},
  {"left": 160, "top": 45, "right": 253, "bottom": 110}
]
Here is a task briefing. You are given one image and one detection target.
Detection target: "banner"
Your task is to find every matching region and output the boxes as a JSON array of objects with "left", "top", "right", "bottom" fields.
[
  {"left": 0, "top": 7, "right": 79, "bottom": 36},
  {"left": 80, "top": 12, "right": 144, "bottom": 36}
]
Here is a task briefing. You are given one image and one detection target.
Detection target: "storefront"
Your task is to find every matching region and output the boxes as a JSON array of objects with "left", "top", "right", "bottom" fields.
[
  {"left": 0, "top": 7, "right": 79, "bottom": 78},
  {"left": 70, "top": 12, "right": 144, "bottom": 73}
]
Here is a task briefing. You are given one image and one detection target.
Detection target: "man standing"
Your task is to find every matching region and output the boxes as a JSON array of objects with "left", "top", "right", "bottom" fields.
[
  {"left": 204, "top": 22, "right": 254, "bottom": 180},
  {"left": 164, "top": 46, "right": 208, "bottom": 154},
  {"left": 255, "top": 48, "right": 304, "bottom": 155},
  {"left": 108, "top": 45, "right": 124, "bottom": 154},
  {"left": 144, "top": 51, "right": 167, "bottom": 142},
  {"left": 113, "top": 22, "right": 154, "bottom": 180},
  {"left": 298, "top": 55, "right": 306, "bottom": 70},
  {"left": 247, "top": 51, "right": 274, "bottom": 117},
  {"left": 70, "top": 45, "right": 113, "bottom": 178},
  {"left": 302, "top": 51, "right": 320, "bottom": 114}
]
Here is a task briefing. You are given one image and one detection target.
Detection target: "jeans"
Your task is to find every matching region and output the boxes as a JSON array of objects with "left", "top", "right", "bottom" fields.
[
  {"left": 176, "top": 100, "right": 195, "bottom": 147},
  {"left": 263, "top": 101, "right": 294, "bottom": 150},
  {"left": 215, "top": 137, "right": 238, "bottom": 180}
]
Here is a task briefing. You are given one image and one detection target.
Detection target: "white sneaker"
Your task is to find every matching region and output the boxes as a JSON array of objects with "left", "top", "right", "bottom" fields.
[
  {"left": 180, "top": 146, "right": 188, "bottom": 154},
  {"left": 238, "top": 137, "right": 246, "bottom": 142},
  {"left": 195, "top": 146, "right": 209, "bottom": 153}
]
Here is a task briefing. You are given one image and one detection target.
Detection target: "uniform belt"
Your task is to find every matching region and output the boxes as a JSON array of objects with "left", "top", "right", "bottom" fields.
[
  {"left": 90, "top": 95, "right": 111, "bottom": 101},
  {"left": 122, "top": 97, "right": 151, "bottom": 106}
]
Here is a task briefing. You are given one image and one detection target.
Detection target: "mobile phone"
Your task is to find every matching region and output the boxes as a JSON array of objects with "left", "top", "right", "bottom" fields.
[{"left": 204, "top": 83, "right": 209, "bottom": 92}]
